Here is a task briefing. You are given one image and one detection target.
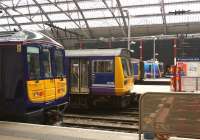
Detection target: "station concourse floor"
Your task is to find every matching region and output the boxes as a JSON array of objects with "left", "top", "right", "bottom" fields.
[{"left": 0, "top": 121, "right": 196, "bottom": 140}]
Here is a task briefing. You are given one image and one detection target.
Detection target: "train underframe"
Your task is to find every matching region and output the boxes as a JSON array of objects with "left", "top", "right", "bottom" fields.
[
  {"left": 0, "top": 101, "right": 69, "bottom": 125},
  {"left": 69, "top": 93, "right": 136, "bottom": 109}
]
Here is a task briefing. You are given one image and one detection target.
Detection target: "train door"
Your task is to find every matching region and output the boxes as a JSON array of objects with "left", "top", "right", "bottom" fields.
[
  {"left": 54, "top": 49, "right": 67, "bottom": 99},
  {"left": 70, "top": 58, "right": 89, "bottom": 94},
  {"left": 41, "top": 48, "right": 55, "bottom": 102},
  {"left": 26, "top": 46, "right": 45, "bottom": 103}
]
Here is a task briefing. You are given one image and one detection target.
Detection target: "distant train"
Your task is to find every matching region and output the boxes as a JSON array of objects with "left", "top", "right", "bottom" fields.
[
  {"left": 65, "top": 48, "right": 134, "bottom": 108},
  {"left": 0, "top": 30, "right": 68, "bottom": 123},
  {"left": 130, "top": 59, "right": 164, "bottom": 82}
]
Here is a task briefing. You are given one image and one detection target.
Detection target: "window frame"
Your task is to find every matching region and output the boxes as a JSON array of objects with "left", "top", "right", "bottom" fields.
[
  {"left": 41, "top": 48, "right": 53, "bottom": 79},
  {"left": 26, "top": 46, "right": 41, "bottom": 80},
  {"left": 121, "top": 57, "right": 132, "bottom": 78},
  {"left": 54, "top": 49, "right": 64, "bottom": 77},
  {"left": 92, "top": 59, "right": 114, "bottom": 73}
]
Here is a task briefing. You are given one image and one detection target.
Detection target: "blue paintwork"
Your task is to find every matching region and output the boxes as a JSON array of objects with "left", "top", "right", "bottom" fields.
[
  {"left": 92, "top": 73, "right": 114, "bottom": 85},
  {"left": 144, "top": 62, "right": 160, "bottom": 78}
]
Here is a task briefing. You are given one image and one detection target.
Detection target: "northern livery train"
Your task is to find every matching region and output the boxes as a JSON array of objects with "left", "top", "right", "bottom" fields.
[
  {"left": 130, "top": 59, "right": 164, "bottom": 82},
  {"left": 65, "top": 48, "right": 134, "bottom": 108},
  {"left": 0, "top": 30, "right": 68, "bottom": 123}
]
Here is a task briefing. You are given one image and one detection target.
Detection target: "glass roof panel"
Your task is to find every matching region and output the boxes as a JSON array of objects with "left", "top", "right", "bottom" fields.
[
  {"left": 167, "top": 14, "right": 200, "bottom": 23},
  {"left": 32, "top": 15, "right": 48, "bottom": 22},
  {"left": 48, "top": 13, "right": 70, "bottom": 21},
  {"left": 165, "top": 3, "right": 200, "bottom": 13},
  {"left": 15, "top": 7, "right": 40, "bottom": 14},
  {"left": 119, "top": 0, "right": 159, "bottom": 5},
  {"left": 6, "top": 9, "right": 20, "bottom": 15},
  {"left": 88, "top": 19, "right": 118, "bottom": 27},
  {"left": 128, "top": 6, "right": 161, "bottom": 16},
  {"left": 0, "top": 0, "right": 199, "bottom": 31},
  {"left": 15, "top": 0, "right": 35, "bottom": 6},
  {"left": 78, "top": 0, "right": 106, "bottom": 9},
  {"left": 21, "top": 24, "right": 45, "bottom": 30},
  {"left": 0, "top": 18, "right": 15, "bottom": 25},
  {"left": 41, "top": 4, "right": 60, "bottom": 12},
  {"left": 165, "top": 0, "right": 198, "bottom": 2},
  {"left": 131, "top": 16, "right": 162, "bottom": 25},
  {"left": 57, "top": 3, "right": 77, "bottom": 11},
  {"left": 54, "top": 21, "right": 83, "bottom": 29},
  {"left": 14, "top": 17, "right": 31, "bottom": 23},
  {"left": 83, "top": 10, "right": 112, "bottom": 18}
]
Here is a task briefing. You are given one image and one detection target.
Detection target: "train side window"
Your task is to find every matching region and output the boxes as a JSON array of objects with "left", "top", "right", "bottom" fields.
[
  {"left": 55, "top": 50, "right": 64, "bottom": 77},
  {"left": 27, "top": 47, "right": 40, "bottom": 80},
  {"left": 42, "top": 49, "right": 52, "bottom": 78},
  {"left": 93, "top": 60, "right": 113, "bottom": 73}
]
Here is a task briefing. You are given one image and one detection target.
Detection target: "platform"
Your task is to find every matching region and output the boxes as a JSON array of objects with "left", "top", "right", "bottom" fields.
[
  {"left": 0, "top": 121, "right": 136, "bottom": 140},
  {"left": 0, "top": 121, "right": 196, "bottom": 140},
  {"left": 131, "top": 85, "right": 171, "bottom": 94}
]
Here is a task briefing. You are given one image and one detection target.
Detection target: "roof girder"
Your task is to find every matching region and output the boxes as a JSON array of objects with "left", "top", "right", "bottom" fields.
[
  {"left": 101, "top": 0, "right": 126, "bottom": 37},
  {"left": 72, "top": 0, "right": 94, "bottom": 38}
]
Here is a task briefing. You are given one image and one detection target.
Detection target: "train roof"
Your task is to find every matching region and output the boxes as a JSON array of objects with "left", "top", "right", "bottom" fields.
[
  {"left": 0, "top": 30, "right": 62, "bottom": 47},
  {"left": 65, "top": 48, "right": 130, "bottom": 57}
]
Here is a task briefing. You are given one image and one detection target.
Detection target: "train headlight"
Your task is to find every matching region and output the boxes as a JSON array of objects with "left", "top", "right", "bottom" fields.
[{"left": 33, "top": 92, "right": 43, "bottom": 97}]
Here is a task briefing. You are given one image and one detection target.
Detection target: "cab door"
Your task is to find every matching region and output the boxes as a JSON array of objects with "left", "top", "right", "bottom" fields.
[
  {"left": 41, "top": 48, "right": 55, "bottom": 102},
  {"left": 54, "top": 50, "right": 67, "bottom": 99},
  {"left": 26, "top": 46, "right": 45, "bottom": 103}
]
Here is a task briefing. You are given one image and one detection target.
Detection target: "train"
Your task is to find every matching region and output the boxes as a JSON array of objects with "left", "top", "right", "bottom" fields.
[
  {"left": 0, "top": 29, "right": 165, "bottom": 123},
  {"left": 130, "top": 59, "right": 164, "bottom": 82},
  {"left": 0, "top": 30, "right": 69, "bottom": 123},
  {"left": 65, "top": 48, "right": 134, "bottom": 108}
]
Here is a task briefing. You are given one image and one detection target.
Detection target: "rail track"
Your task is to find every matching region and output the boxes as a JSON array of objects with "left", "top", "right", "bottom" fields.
[{"left": 61, "top": 108, "right": 139, "bottom": 133}]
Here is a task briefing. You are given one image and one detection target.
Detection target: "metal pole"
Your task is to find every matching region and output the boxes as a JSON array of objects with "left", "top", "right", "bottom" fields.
[
  {"left": 153, "top": 38, "right": 156, "bottom": 79},
  {"left": 123, "top": 10, "right": 130, "bottom": 50},
  {"left": 127, "top": 11, "right": 131, "bottom": 50}
]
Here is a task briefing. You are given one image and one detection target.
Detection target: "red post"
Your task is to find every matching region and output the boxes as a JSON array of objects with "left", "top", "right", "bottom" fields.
[
  {"left": 173, "top": 39, "right": 177, "bottom": 65},
  {"left": 140, "top": 40, "right": 143, "bottom": 61},
  {"left": 178, "top": 67, "right": 182, "bottom": 92}
]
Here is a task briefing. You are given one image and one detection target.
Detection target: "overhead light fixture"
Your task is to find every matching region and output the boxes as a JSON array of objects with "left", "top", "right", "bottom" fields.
[{"left": 169, "top": 10, "right": 191, "bottom": 15}]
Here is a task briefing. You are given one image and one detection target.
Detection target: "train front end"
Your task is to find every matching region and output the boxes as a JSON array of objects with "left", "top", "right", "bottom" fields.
[{"left": 0, "top": 31, "right": 69, "bottom": 123}]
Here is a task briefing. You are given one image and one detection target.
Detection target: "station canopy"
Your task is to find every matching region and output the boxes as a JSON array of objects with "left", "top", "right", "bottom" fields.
[{"left": 0, "top": 0, "right": 199, "bottom": 33}]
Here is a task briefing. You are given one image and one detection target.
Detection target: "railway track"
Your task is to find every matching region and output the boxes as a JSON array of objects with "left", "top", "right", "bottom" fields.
[{"left": 61, "top": 108, "right": 139, "bottom": 133}]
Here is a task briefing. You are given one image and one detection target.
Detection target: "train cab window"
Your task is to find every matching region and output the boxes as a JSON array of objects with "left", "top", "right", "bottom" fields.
[
  {"left": 55, "top": 50, "right": 64, "bottom": 76},
  {"left": 93, "top": 60, "right": 113, "bottom": 73},
  {"left": 27, "top": 47, "right": 40, "bottom": 80},
  {"left": 42, "top": 49, "right": 52, "bottom": 78},
  {"left": 121, "top": 58, "right": 131, "bottom": 77}
]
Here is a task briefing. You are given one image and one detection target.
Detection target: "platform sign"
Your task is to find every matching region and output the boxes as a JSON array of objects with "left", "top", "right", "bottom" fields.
[
  {"left": 139, "top": 92, "right": 200, "bottom": 139},
  {"left": 177, "top": 61, "right": 200, "bottom": 77}
]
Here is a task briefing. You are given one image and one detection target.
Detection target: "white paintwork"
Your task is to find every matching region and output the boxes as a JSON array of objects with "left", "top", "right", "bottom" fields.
[
  {"left": 65, "top": 48, "right": 124, "bottom": 57},
  {"left": 131, "top": 85, "right": 171, "bottom": 94}
]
